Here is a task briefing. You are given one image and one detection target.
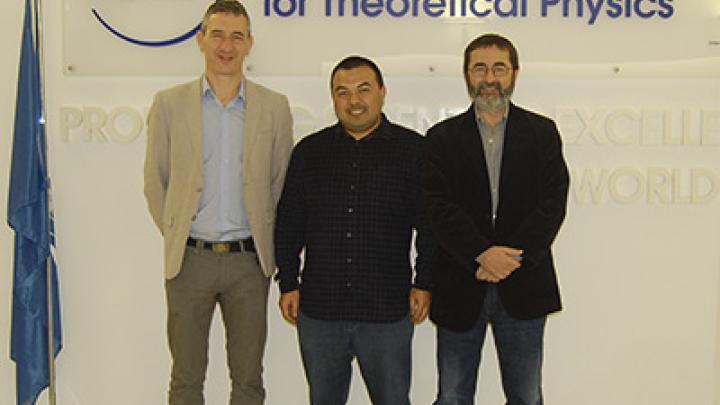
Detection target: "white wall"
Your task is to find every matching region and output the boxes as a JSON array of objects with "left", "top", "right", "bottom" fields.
[{"left": 2, "top": 1, "right": 720, "bottom": 405}]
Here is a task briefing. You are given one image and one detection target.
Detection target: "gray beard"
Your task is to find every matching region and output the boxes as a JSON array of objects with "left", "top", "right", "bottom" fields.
[{"left": 472, "top": 81, "right": 513, "bottom": 113}]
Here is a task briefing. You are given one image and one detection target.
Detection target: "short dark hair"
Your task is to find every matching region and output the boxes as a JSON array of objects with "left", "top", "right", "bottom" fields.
[
  {"left": 463, "top": 33, "right": 519, "bottom": 73},
  {"left": 330, "top": 56, "right": 385, "bottom": 89},
  {"left": 201, "top": 0, "right": 251, "bottom": 33}
]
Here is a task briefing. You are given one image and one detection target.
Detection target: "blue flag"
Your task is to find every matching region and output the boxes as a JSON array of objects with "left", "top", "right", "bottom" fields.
[{"left": 8, "top": 0, "right": 62, "bottom": 404}]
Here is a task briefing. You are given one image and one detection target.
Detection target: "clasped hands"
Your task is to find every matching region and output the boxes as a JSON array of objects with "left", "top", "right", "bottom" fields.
[{"left": 475, "top": 246, "right": 523, "bottom": 283}]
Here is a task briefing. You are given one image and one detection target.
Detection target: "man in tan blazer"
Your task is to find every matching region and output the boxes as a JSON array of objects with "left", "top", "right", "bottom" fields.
[{"left": 143, "top": 1, "right": 293, "bottom": 404}]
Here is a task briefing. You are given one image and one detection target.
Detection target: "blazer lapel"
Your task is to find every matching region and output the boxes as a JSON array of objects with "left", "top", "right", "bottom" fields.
[
  {"left": 497, "top": 103, "right": 530, "bottom": 217},
  {"left": 243, "top": 80, "right": 261, "bottom": 176},
  {"left": 184, "top": 78, "right": 204, "bottom": 172},
  {"left": 458, "top": 106, "right": 489, "bottom": 182},
  {"left": 456, "top": 106, "right": 494, "bottom": 209}
]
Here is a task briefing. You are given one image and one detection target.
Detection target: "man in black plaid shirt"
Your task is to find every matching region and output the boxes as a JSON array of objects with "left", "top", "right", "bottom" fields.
[{"left": 274, "top": 56, "right": 433, "bottom": 405}]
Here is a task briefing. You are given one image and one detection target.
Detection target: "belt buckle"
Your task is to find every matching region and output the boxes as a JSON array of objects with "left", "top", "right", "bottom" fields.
[{"left": 212, "top": 243, "right": 230, "bottom": 254}]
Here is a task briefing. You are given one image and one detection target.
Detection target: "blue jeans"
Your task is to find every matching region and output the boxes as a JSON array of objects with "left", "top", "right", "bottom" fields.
[
  {"left": 296, "top": 311, "right": 413, "bottom": 405},
  {"left": 434, "top": 285, "right": 546, "bottom": 405}
]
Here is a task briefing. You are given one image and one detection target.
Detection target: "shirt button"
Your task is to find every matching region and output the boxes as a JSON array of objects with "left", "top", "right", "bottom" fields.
[
  {"left": 346, "top": 258, "right": 352, "bottom": 263},
  {"left": 348, "top": 208, "right": 354, "bottom": 213},
  {"left": 352, "top": 162, "right": 357, "bottom": 168},
  {"left": 350, "top": 185, "right": 356, "bottom": 191},
  {"left": 346, "top": 232, "right": 352, "bottom": 238},
  {"left": 346, "top": 281, "right": 352, "bottom": 287},
  {"left": 489, "top": 139, "right": 494, "bottom": 144}
]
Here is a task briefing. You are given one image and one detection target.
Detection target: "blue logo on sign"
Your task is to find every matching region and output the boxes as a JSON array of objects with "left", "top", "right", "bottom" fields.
[{"left": 91, "top": 8, "right": 200, "bottom": 47}]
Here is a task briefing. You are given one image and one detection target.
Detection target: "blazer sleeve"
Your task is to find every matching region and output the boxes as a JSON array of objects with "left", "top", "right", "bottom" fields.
[
  {"left": 271, "top": 95, "right": 294, "bottom": 206},
  {"left": 144, "top": 92, "right": 170, "bottom": 233},
  {"left": 504, "top": 119, "right": 569, "bottom": 266},
  {"left": 424, "top": 125, "right": 493, "bottom": 273}
]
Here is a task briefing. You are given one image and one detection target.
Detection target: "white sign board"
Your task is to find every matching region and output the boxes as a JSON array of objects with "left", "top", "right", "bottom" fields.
[{"left": 63, "top": 0, "right": 720, "bottom": 76}]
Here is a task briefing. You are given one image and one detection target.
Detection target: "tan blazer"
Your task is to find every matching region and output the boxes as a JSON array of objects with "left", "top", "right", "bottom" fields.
[{"left": 144, "top": 78, "right": 294, "bottom": 279}]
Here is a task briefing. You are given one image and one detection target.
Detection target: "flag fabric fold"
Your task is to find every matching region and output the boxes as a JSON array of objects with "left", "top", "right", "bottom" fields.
[{"left": 8, "top": 0, "right": 62, "bottom": 404}]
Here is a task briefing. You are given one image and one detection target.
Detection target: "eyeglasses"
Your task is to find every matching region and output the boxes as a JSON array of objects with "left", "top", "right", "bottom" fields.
[{"left": 468, "top": 64, "right": 511, "bottom": 78}]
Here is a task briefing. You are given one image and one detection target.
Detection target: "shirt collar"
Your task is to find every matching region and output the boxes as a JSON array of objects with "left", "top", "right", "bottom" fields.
[
  {"left": 335, "top": 114, "right": 393, "bottom": 141},
  {"left": 202, "top": 76, "right": 246, "bottom": 104},
  {"left": 474, "top": 102, "right": 509, "bottom": 127}
]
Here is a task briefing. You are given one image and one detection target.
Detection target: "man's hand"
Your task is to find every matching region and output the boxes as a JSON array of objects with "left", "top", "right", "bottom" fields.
[
  {"left": 476, "top": 267, "right": 501, "bottom": 283},
  {"left": 279, "top": 290, "right": 300, "bottom": 325},
  {"left": 409, "top": 288, "right": 432, "bottom": 324},
  {"left": 475, "top": 246, "right": 523, "bottom": 282}
]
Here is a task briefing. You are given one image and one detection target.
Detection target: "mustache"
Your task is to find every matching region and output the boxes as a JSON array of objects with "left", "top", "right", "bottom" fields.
[
  {"left": 472, "top": 81, "right": 503, "bottom": 97},
  {"left": 347, "top": 103, "right": 367, "bottom": 111}
]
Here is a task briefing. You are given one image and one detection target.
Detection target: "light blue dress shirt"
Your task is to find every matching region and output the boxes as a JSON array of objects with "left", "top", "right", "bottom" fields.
[{"left": 189, "top": 77, "right": 251, "bottom": 241}]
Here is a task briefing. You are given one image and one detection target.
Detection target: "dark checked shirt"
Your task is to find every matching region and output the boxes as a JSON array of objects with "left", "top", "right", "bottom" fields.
[{"left": 274, "top": 116, "right": 433, "bottom": 323}]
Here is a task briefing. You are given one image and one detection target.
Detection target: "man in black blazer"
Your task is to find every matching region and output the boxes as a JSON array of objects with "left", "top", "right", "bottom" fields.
[{"left": 424, "top": 34, "right": 569, "bottom": 405}]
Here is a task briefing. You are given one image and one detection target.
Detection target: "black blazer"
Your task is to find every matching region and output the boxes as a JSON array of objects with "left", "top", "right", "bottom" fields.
[{"left": 424, "top": 103, "right": 569, "bottom": 332}]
